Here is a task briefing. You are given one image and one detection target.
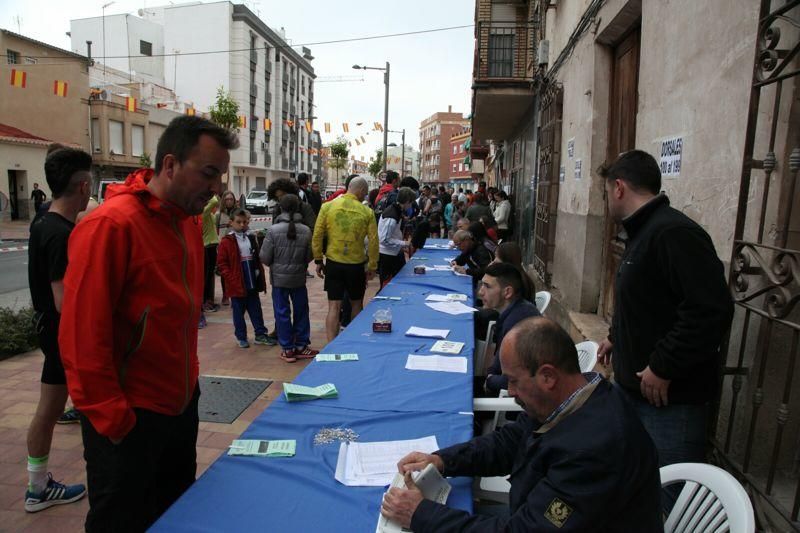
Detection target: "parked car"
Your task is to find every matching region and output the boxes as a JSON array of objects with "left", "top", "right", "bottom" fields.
[{"left": 244, "top": 190, "right": 275, "bottom": 214}]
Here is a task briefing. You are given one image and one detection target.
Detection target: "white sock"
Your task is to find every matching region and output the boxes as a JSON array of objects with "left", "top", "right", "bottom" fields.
[{"left": 27, "top": 455, "right": 49, "bottom": 493}]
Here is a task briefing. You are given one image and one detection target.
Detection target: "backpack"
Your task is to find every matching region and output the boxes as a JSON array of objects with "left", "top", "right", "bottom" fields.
[{"left": 374, "top": 189, "right": 398, "bottom": 221}]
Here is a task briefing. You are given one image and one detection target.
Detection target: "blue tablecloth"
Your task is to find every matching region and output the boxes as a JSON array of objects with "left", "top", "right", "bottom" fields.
[{"left": 153, "top": 243, "right": 476, "bottom": 532}]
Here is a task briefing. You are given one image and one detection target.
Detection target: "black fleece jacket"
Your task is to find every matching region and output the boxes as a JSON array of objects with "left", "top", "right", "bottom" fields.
[{"left": 610, "top": 194, "right": 733, "bottom": 404}]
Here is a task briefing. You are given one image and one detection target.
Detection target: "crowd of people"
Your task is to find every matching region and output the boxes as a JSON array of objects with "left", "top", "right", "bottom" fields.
[{"left": 22, "top": 115, "right": 734, "bottom": 532}]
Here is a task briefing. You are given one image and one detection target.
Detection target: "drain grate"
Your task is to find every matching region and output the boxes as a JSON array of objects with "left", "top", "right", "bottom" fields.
[{"left": 198, "top": 375, "right": 272, "bottom": 423}]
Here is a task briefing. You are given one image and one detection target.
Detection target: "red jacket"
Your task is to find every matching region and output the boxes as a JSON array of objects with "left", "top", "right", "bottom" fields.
[
  {"left": 216, "top": 232, "right": 266, "bottom": 297},
  {"left": 375, "top": 183, "right": 396, "bottom": 205},
  {"left": 60, "top": 169, "right": 203, "bottom": 440}
]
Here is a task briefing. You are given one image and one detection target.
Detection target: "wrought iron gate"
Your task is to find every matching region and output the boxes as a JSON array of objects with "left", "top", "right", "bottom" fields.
[{"left": 712, "top": 1, "right": 800, "bottom": 529}]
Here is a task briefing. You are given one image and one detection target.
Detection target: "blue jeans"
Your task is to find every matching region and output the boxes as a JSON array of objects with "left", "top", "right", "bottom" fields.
[
  {"left": 271, "top": 286, "right": 311, "bottom": 350},
  {"left": 231, "top": 290, "right": 267, "bottom": 342}
]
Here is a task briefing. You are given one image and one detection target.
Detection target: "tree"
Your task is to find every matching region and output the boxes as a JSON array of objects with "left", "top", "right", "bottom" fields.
[
  {"left": 368, "top": 149, "right": 384, "bottom": 177},
  {"left": 139, "top": 152, "right": 152, "bottom": 168},
  {"left": 327, "top": 136, "right": 349, "bottom": 188},
  {"left": 209, "top": 86, "right": 240, "bottom": 131}
]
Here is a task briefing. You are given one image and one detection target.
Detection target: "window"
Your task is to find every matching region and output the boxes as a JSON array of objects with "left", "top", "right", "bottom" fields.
[
  {"left": 6, "top": 49, "right": 19, "bottom": 64},
  {"left": 301, "top": 75, "right": 305, "bottom": 95},
  {"left": 488, "top": 29, "right": 515, "bottom": 77},
  {"left": 140, "top": 40, "right": 152, "bottom": 56},
  {"left": 91, "top": 119, "right": 101, "bottom": 153},
  {"left": 459, "top": 163, "right": 463, "bottom": 172},
  {"left": 453, "top": 145, "right": 457, "bottom": 154},
  {"left": 24, "top": 56, "right": 37, "bottom": 64},
  {"left": 452, "top": 164, "right": 457, "bottom": 173},
  {"left": 132, "top": 125, "right": 144, "bottom": 157},
  {"left": 109, "top": 120, "right": 124, "bottom": 155}
]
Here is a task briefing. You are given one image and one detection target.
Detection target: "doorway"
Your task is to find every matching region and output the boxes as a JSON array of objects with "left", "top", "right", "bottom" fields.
[
  {"left": 7, "top": 170, "right": 20, "bottom": 220},
  {"left": 601, "top": 27, "right": 641, "bottom": 320}
]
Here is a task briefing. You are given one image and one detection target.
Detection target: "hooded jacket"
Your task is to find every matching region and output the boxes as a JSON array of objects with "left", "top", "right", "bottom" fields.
[
  {"left": 259, "top": 212, "right": 312, "bottom": 289},
  {"left": 217, "top": 231, "right": 267, "bottom": 297},
  {"left": 59, "top": 169, "right": 203, "bottom": 441}
]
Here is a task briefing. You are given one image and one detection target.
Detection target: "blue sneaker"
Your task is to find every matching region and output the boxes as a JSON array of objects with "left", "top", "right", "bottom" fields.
[
  {"left": 25, "top": 473, "right": 86, "bottom": 513},
  {"left": 198, "top": 314, "right": 207, "bottom": 329},
  {"left": 254, "top": 334, "right": 277, "bottom": 346},
  {"left": 237, "top": 339, "right": 250, "bottom": 348}
]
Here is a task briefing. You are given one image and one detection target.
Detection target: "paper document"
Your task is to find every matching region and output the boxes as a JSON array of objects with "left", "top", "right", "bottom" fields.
[
  {"left": 429, "top": 265, "right": 453, "bottom": 271},
  {"left": 430, "top": 340, "right": 464, "bottom": 354},
  {"left": 227, "top": 439, "right": 296, "bottom": 457},
  {"left": 376, "top": 463, "right": 452, "bottom": 533},
  {"left": 283, "top": 382, "right": 338, "bottom": 402},
  {"left": 452, "top": 268, "right": 470, "bottom": 277},
  {"left": 425, "top": 301, "right": 476, "bottom": 315},
  {"left": 405, "top": 326, "right": 449, "bottom": 339},
  {"left": 423, "top": 243, "right": 451, "bottom": 249},
  {"left": 425, "top": 293, "right": 468, "bottom": 303},
  {"left": 406, "top": 354, "right": 468, "bottom": 374},
  {"left": 334, "top": 436, "right": 439, "bottom": 487},
  {"left": 315, "top": 353, "right": 359, "bottom": 362},
  {"left": 373, "top": 296, "right": 402, "bottom": 301}
]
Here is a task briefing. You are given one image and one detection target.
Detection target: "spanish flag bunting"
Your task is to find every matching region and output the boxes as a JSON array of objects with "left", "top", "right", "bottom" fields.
[
  {"left": 53, "top": 80, "right": 68, "bottom": 97},
  {"left": 156, "top": 103, "right": 168, "bottom": 108},
  {"left": 342, "top": 123, "right": 349, "bottom": 133},
  {"left": 373, "top": 122, "right": 383, "bottom": 131},
  {"left": 239, "top": 116, "right": 247, "bottom": 128},
  {"left": 355, "top": 138, "right": 361, "bottom": 146},
  {"left": 125, "top": 97, "right": 137, "bottom": 112},
  {"left": 324, "top": 122, "right": 331, "bottom": 133},
  {"left": 186, "top": 107, "right": 195, "bottom": 116},
  {"left": 286, "top": 120, "right": 295, "bottom": 128},
  {"left": 356, "top": 122, "right": 363, "bottom": 126},
  {"left": 10, "top": 69, "right": 26, "bottom": 88},
  {"left": 264, "top": 118, "right": 271, "bottom": 131},
  {"left": 360, "top": 136, "right": 366, "bottom": 144},
  {"left": 305, "top": 120, "right": 313, "bottom": 134}
]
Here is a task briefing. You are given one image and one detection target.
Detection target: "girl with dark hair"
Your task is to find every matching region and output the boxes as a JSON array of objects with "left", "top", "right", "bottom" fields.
[{"left": 260, "top": 194, "right": 317, "bottom": 363}]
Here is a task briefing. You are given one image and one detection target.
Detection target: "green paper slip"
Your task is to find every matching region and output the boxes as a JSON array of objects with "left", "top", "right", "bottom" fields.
[
  {"left": 227, "top": 439, "right": 296, "bottom": 457},
  {"left": 315, "top": 353, "right": 359, "bottom": 362},
  {"left": 283, "top": 382, "right": 339, "bottom": 402}
]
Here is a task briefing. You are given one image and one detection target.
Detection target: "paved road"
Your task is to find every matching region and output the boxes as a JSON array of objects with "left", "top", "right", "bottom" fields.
[{"left": 0, "top": 249, "right": 27, "bottom": 294}]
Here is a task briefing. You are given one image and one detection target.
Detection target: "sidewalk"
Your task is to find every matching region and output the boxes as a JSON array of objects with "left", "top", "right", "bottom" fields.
[
  {"left": 0, "top": 274, "right": 376, "bottom": 531},
  {"left": 0, "top": 220, "right": 30, "bottom": 243}
]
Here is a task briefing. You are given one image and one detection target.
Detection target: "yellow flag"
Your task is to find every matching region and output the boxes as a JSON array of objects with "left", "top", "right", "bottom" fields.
[
  {"left": 186, "top": 107, "right": 195, "bottom": 116},
  {"left": 53, "top": 80, "right": 68, "bottom": 97},
  {"left": 342, "top": 123, "right": 349, "bottom": 133},
  {"left": 264, "top": 118, "right": 271, "bottom": 131},
  {"left": 126, "top": 97, "right": 137, "bottom": 112},
  {"left": 305, "top": 120, "right": 313, "bottom": 133},
  {"left": 239, "top": 116, "right": 247, "bottom": 128},
  {"left": 324, "top": 122, "right": 331, "bottom": 133}
]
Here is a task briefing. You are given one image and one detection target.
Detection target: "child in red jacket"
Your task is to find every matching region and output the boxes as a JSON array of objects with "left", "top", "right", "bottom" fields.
[{"left": 216, "top": 209, "right": 276, "bottom": 348}]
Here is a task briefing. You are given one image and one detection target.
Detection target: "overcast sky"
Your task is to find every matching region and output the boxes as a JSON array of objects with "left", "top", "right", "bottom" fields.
[{"left": 0, "top": 0, "right": 474, "bottom": 159}]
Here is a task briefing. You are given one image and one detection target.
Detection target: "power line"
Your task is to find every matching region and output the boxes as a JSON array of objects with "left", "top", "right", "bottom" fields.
[{"left": 21, "top": 23, "right": 475, "bottom": 61}]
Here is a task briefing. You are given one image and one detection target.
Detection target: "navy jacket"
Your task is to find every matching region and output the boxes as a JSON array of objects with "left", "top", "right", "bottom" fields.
[
  {"left": 485, "top": 298, "right": 541, "bottom": 393},
  {"left": 411, "top": 379, "right": 663, "bottom": 532},
  {"left": 611, "top": 194, "right": 733, "bottom": 404}
]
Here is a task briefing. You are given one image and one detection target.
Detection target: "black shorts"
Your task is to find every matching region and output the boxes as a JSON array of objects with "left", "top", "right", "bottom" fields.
[
  {"left": 39, "top": 319, "right": 66, "bottom": 385},
  {"left": 324, "top": 260, "right": 366, "bottom": 301}
]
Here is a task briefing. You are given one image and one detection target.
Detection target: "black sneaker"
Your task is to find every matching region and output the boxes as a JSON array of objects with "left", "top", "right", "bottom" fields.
[{"left": 56, "top": 408, "right": 80, "bottom": 425}]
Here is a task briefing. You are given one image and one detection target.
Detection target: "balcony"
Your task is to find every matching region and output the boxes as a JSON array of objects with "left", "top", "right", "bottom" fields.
[
  {"left": 250, "top": 83, "right": 258, "bottom": 97},
  {"left": 472, "top": 20, "right": 537, "bottom": 140},
  {"left": 282, "top": 157, "right": 289, "bottom": 168},
  {"left": 264, "top": 153, "right": 272, "bottom": 167},
  {"left": 290, "top": 77, "right": 296, "bottom": 89},
  {"left": 249, "top": 151, "right": 258, "bottom": 165}
]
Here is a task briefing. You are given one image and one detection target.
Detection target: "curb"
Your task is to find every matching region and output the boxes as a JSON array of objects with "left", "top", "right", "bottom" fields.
[{"left": 0, "top": 245, "right": 28, "bottom": 253}]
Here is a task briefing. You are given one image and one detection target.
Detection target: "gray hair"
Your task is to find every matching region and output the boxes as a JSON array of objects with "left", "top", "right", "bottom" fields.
[
  {"left": 348, "top": 176, "right": 368, "bottom": 194},
  {"left": 453, "top": 229, "right": 473, "bottom": 242}
]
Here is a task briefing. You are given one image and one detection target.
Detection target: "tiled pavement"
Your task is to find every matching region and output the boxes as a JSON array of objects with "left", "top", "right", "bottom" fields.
[{"left": 0, "top": 274, "right": 377, "bottom": 532}]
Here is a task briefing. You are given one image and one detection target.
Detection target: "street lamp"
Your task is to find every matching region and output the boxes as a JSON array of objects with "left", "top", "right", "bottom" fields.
[
  {"left": 352, "top": 62, "right": 390, "bottom": 172},
  {"left": 387, "top": 129, "right": 406, "bottom": 176},
  {"left": 101, "top": 1, "right": 115, "bottom": 80}
]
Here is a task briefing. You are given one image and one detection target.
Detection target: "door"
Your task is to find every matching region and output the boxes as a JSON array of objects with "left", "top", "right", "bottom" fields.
[
  {"left": 7, "top": 170, "right": 19, "bottom": 220},
  {"left": 601, "top": 28, "right": 640, "bottom": 320}
]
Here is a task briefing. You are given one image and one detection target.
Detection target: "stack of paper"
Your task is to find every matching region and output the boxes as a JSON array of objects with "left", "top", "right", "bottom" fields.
[
  {"left": 283, "top": 383, "right": 338, "bottom": 402},
  {"left": 315, "top": 353, "right": 359, "bottom": 362},
  {"left": 334, "top": 436, "right": 439, "bottom": 486},
  {"left": 405, "top": 326, "right": 450, "bottom": 339},
  {"left": 227, "top": 439, "right": 296, "bottom": 457},
  {"left": 425, "top": 301, "right": 476, "bottom": 315},
  {"left": 426, "top": 293, "right": 468, "bottom": 303},
  {"left": 431, "top": 340, "right": 464, "bottom": 354},
  {"left": 405, "top": 354, "right": 468, "bottom": 374}
]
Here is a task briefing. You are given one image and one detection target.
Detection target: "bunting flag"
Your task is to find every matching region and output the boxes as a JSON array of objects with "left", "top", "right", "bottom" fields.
[
  {"left": 324, "top": 122, "right": 331, "bottom": 133},
  {"left": 125, "top": 97, "right": 137, "bottom": 112},
  {"left": 305, "top": 120, "right": 313, "bottom": 134},
  {"left": 356, "top": 122, "right": 363, "bottom": 126},
  {"left": 360, "top": 136, "right": 366, "bottom": 144},
  {"left": 373, "top": 122, "right": 383, "bottom": 131},
  {"left": 239, "top": 116, "right": 247, "bottom": 128},
  {"left": 156, "top": 103, "right": 169, "bottom": 108},
  {"left": 9, "top": 69, "right": 26, "bottom": 88},
  {"left": 263, "top": 118, "right": 271, "bottom": 131},
  {"left": 355, "top": 138, "right": 361, "bottom": 146},
  {"left": 53, "top": 80, "right": 68, "bottom": 97},
  {"left": 186, "top": 107, "right": 195, "bottom": 116},
  {"left": 342, "top": 123, "right": 349, "bottom": 133},
  {"left": 286, "top": 120, "right": 295, "bottom": 128}
]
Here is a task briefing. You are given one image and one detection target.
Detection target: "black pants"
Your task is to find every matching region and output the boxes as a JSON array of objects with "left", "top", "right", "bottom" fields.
[
  {"left": 203, "top": 244, "right": 217, "bottom": 303},
  {"left": 378, "top": 252, "right": 406, "bottom": 287},
  {"left": 80, "top": 388, "right": 200, "bottom": 532}
]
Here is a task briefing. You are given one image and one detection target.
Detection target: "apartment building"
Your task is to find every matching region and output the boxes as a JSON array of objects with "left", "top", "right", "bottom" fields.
[
  {"left": 469, "top": 1, "right": 799, "bottom": 526},
  {"left": 70, "top": 1, "right": 316, "bottom": 196},
  {"left": 385, "top": 144, "right": 418, "bottom": 177},
  {"left": 418, "top": 106, "right": 469, "bottom": 186},
  {"left": 448, "top": 127, "right": 472, "bottom": 187}
]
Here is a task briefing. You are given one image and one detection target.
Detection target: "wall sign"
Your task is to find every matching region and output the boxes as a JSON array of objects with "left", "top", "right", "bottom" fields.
[
  {"left": 574, "top": 159, "right": 582, "bottom": 180},
  {"left": 567, "top": 138, "right": 575, "bottom": 159},
  {"left": 559, "top": 166, "right": 565, "bottom": 183},
  {"left": 659, "top": 136, "right": 683, "bottom": 177}
]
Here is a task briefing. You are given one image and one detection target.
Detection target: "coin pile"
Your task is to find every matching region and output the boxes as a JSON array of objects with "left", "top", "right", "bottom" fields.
[{"left": 313, "top": 427, "right": 359, "bottom": 446}]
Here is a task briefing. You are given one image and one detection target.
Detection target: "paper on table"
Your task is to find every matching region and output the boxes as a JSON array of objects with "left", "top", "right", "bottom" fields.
[
  {"left": 376, "top": 464, "right": 451, "bottom": 533},
  {"left": 429, "top": 265, "right": 453, "bottom": 271},
  {"left": 405, "top": 326, "right": 450, "bottom": 339},
  {"left": 283, "top": 382, "right": 338, "bottom": 402},
  {"left": 315, "top": 353, "right": 359, "bottom": 362},
  {"left": 425, "top": 301, "right": 476, "bottom": 315},
  {"left": 373, "top": 296, "right": 402, "bottom": 301},
  {"left": 405, "top": 354, "right": 468, "bottom": 374},
  {"left": 227, "top": 439, "right": 296, "bottom": 457},
  {"left": 334, "top": 436, "right": 439, "bottom": 487},
  {"left": 452, "top": 268, "right": 470, "bottom": 277},
  {"left": 425, "top": 293, "right": 468, "bottom": 302},
  {"left": 430, "top": 340, "right": 464, "bottom": 354}
]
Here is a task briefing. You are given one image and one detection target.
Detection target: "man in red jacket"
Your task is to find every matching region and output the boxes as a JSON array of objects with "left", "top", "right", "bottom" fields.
[{"left": 59, "top": 116, "right": 238, "bottom": 532}]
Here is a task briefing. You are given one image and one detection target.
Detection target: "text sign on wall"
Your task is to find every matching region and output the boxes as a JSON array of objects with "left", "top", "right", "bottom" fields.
[
  {"left": 660, "top": 136, "right": 683, "bottom": 177},
  {"left": 567, "top": 138, "right": 575, "bottom": 159},
  {"left": 574, "top": 159, "right": 582, "bottom": 180}
]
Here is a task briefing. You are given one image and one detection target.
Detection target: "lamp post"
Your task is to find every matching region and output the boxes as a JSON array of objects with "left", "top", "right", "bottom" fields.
[
  {"left": 352, "top": 62, "right": 390, "bottom": 172},
  {"left": 101, "top": 1, "right": 115, "bottom": 80}
]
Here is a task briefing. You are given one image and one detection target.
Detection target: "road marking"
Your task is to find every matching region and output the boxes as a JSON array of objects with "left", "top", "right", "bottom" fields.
[{"left": 0, "top": 245, "right": 28, "bottom": 254}]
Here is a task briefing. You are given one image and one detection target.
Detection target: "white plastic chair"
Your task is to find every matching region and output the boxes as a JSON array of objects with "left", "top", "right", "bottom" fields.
[
  {"left": 575, "top": 340, "right": 598, "bottom": 373},
  {"left": 534, "top": 291, "right": 551, "bottom": 314},
  {"left": 661, "top": 463, "right": 755, "bottom": 533},
  {"left": 473, "top": 321, "right": 496, "bottom": 378}
]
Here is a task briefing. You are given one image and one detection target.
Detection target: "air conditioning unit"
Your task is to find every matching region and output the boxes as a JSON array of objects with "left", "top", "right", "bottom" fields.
[{"left": 538, "top": 40, "right": 550, "bottom": 67}]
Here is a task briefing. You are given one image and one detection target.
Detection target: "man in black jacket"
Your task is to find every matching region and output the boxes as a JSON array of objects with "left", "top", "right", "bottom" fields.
[
  {"left": 382, "top": 317, "right": 662, "bottom": 532},
  {"left": 451, "top": 229, "right": 492, "bottom": 288},
  {"left": 598, "top": 149, "right": 733, "bottom": 468}
]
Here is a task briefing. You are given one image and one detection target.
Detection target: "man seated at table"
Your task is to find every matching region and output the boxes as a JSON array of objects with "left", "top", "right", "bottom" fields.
[
  {"left": 381, "top": 317, "right": 663, "bottom": 532},
  {"left": 478, "top": 263, "right": 540, "bottom": 396},
  {"left": 450, "top": 229, "right": 492, "bottom": 289}
]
